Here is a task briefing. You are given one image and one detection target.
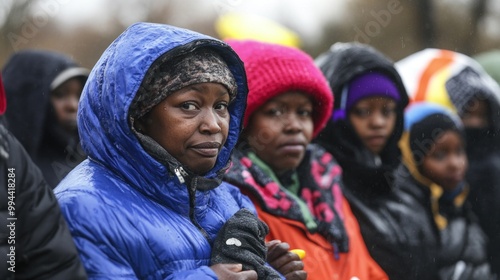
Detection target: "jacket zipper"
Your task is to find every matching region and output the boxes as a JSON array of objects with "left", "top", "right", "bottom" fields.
[
  {"left": 174, "top": 167, "right": 188, "bottom": 183},
  {"left": 174, "top": 166, "right": 210, "bottom": 241}
]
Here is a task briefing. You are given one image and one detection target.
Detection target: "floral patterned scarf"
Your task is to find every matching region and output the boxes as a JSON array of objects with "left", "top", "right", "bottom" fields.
[{"left": 225, "top": 143, "right": 349, "bottom": 253}]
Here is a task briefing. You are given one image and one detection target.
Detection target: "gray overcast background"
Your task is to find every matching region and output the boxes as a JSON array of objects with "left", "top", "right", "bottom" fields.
[{"left": 1, "top": 0, "right": 500, "bottom": 68}]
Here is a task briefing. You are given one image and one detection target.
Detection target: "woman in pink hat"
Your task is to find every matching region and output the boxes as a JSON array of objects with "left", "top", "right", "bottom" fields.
[{"left": 224, "top": 39, "right": 388, "bottom": 280}]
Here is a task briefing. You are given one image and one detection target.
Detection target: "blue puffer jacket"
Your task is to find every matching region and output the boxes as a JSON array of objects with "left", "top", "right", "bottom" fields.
[{"left": 55, "top": 22, "right": 254, "bottom": 279}]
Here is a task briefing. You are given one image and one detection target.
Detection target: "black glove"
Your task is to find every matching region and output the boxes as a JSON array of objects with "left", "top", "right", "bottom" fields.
[{"left": 210, "top": 208, "right": 281, "bottom": 279}]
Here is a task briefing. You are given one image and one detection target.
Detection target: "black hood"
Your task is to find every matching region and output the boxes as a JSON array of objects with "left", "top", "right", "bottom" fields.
[
  {"left": 314, "top": 42, "right": 409, "bottom": 196},
  {"left": 2, "top": 50, "right": 86, "bottom": 158}
]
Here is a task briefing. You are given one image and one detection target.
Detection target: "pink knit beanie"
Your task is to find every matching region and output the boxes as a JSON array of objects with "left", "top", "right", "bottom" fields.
[{"left": 227, "top": 40, "right": 334, "bottom": 137}]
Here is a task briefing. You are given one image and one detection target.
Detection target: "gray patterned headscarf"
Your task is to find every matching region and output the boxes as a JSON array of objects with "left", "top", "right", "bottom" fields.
[{"left": 130, "top": 48, "right": 237, "bottom": 120}]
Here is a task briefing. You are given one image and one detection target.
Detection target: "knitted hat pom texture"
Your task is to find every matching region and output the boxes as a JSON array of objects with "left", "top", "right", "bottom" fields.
[{"left": 227, "top": 40, "right": 334, "bottom": 137}]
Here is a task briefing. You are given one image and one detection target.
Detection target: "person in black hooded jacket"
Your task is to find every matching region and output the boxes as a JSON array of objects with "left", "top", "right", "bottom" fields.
[
  {"left": 394, "top": 101, "right": 494, "bottom": 280},
  {"left": 314, "top": 42, "right": 440, "bottom": 280},
  {"left": 2, "top": 50, "right": 89, "bottom": 188},
  {"left": 0, "top": 74, "right": 87, "bottom": 279}
]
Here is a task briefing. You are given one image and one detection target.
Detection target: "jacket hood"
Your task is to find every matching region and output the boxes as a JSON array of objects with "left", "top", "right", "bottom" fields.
[
  {"left": 78, "top": 22, "right": 248, "bottom": 196},
  {"left": 314, "top": 42, "right": 409, "bottom": 193},
  {"left": 2, "top": 50, "right": 87, "bottom": 156},
  {"left": 395, "top": 48, "right": 500, "bottom": 146},
  {"left": 315, "top": 42, "right": 408, "bottom": 103}
]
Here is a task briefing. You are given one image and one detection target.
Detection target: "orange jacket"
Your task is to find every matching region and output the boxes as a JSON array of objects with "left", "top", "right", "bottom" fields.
[{"left": 253, "top": 194, "right": 388, "bottom": 280}]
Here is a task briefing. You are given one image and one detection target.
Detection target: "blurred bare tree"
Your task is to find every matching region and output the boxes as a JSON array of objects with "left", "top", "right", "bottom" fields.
[
  {"left": 0, "top": 0, "right": 499, "bottom": 68},
  {"left": 417, "top": 0, "right": 434, "bottom": 48},
  {"left": 0, "top": 0, "right": 224, "bottom": 68},
  {"left": 0, "top": 0, "right": 36, "bottom": 62},
  {"left": 313, "top": 0, "right": 499, "bottom": 61}
]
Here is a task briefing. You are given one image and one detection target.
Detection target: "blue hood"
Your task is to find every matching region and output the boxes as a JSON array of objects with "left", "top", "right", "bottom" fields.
[{"left": 78, "top": 22, "right": 247, "bottom": 198}]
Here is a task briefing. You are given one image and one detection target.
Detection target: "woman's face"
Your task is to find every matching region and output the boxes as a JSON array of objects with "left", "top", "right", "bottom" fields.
[
  {"left": 138, "top": 82, "right": 230, "bottom": 174},
  {"left": 51, "top": 77, "right": 84, "bottom": 133},
  {"left": 244, "top": 91, "right": 314, "bottom": 174},
  {"left": 348, "top": 97, "right": 397, "bottom": 155},
  {"left": 421, "top": 131, "right": 468, "bottom": 191}
]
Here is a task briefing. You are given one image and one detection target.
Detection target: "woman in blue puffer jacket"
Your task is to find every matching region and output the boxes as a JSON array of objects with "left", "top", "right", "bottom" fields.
[{"left": 55, "top": 22, "right": 290, "bottom": 279}]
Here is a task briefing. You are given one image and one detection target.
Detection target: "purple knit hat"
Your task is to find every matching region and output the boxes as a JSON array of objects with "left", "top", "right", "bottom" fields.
[{"left": 333, "top": 71, "right": 400, "bottom": 121}]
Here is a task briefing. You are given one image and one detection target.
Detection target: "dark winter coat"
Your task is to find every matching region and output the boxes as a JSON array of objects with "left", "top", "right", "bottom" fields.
[
  {"left": 392, "top": 163, "right": 493, "bottom": 280},
  {"left": 0, "top": 124, "right": 87, "bottom": 280},
  {"left": 2, "top": 50, "right": 87, "bottom": 188},
  {"left": 314, "top": 43, "right": 440, "bottom": 280},
  {"left": 466, "top": 146, "right": 500, "bottom": 272}
]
